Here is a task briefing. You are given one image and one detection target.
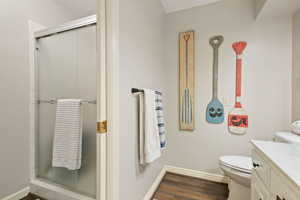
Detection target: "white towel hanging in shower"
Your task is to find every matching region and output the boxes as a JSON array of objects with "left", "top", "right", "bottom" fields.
[{"left": 52, "top": 99, "right": 83, "bottom": 170}]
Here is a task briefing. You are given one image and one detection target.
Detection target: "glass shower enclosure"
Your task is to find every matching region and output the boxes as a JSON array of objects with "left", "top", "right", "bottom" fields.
[{"left": 32, "top": 16, "right": 97, "bottom": 199}]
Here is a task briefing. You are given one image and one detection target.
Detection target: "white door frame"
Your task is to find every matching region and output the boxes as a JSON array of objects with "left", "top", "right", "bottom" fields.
[
  {"left": 98, "top": 0, "right": 119, "bottom": 200},
  {"left": 97, "top": 0, "right": 107, "bottom": 199}
]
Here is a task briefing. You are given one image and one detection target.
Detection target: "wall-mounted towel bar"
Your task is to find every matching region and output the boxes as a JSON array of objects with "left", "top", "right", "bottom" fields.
[
  {"left": 131, "top": 88, "right": 162, "bottom": 95},
  {"left": 38, "top": 99, "right": 97, "bottom": 105}
]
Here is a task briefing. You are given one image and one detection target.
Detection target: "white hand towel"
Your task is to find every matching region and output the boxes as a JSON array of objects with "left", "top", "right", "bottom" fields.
[
  {"left": 52, "top": 99, "right": 83, "bottom": 170},
  {"left": 144, "top": 89, "right": 161, "bottom": 163}
]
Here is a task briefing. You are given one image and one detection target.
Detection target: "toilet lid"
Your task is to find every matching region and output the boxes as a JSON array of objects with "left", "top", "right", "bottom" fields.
[{"left": 220, "top": 156, "right": 252, "bottom": 174}]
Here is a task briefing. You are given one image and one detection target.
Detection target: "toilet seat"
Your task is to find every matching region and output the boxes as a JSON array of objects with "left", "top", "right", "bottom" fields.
[{"left": 219, "top": 156, "right": 252, "bottom": 174}]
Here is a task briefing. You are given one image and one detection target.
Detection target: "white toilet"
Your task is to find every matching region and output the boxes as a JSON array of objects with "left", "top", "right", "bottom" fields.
[
  {"left": 219, "top": 155, "right": 252, "bottom": 187},
  {"left": 219, "top": 156, "right": 252, "bottom": 200}
]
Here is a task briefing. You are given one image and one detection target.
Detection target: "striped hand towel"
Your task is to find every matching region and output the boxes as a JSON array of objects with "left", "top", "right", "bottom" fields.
[
  {"left": 143, "top": 89, "right": 161, "bottom": 163},
  {"left": 52, "top": 99, "right": 83, "bottom": 170},
  {"left": 156, "top": 93, "right": 166, "bottom": 149}
]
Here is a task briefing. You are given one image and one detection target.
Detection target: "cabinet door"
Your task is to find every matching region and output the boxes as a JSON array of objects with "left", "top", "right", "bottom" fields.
[
  {"left": 252, "top": 172, "right": 270, "bottom": 200},
  {"left": 270, "top": 169, "right": 300, "bottom": 200},
  {"left": 252, "top": 150, "right": 271, "bottom": 187},
  {"left": 252, "top": 183, "right": 264, "bottom": 200}
]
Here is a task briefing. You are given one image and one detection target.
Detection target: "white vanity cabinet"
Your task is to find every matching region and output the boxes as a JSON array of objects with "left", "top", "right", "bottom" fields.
[{"left": 251, "top": 141, "right": 300, "bottom": 200}]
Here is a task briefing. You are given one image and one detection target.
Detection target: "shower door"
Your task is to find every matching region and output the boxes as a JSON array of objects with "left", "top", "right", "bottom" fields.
[{"left": 36, "top": 24, "right": 97, "bottom": 198}]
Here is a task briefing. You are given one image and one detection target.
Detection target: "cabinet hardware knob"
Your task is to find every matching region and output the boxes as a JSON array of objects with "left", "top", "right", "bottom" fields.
[{"left": 253, "top": 162, "right": 260, "bottom": 168}]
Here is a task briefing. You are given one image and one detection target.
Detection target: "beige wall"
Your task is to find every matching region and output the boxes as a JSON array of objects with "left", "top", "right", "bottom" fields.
[
  {"left": 119, "top": 0, "right": 166, "bottom": 199},
  {"left": 292, "top": 10, "right": 300, "bottom": 121},
  {"left": 0, "top": 1, "right": 94, "bottom": 198},
  {"left": 164, "top": 0, "right": 292, "bottom": 173}
]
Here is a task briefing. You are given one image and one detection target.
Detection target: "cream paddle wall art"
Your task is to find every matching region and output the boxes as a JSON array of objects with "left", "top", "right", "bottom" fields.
[
  {"left": 228, "top": 41, "right": 248, "bottom": 135},
  {"left": 179, "top": 31, "right": 195, "bottom": 131},
  {"left": 206, "top": 36, "right": 224, "bottom": 124}
]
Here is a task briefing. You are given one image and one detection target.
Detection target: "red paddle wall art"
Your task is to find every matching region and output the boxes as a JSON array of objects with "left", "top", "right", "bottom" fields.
[{"left": 228, "top": 41, "right": 248, "bottom": 135}]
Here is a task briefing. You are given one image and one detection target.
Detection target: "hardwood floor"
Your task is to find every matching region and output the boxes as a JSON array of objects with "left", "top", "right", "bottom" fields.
[
  {"left": 20, "top": 193, "right": 47, "bottom": 200},
  {"left": 153, "top": 173, "right": 229, "bottom": 200}
]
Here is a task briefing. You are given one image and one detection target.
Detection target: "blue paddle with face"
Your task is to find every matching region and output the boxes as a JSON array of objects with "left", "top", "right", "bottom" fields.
[{"left": 206, "top": 36, "right": 224, "bottom": 124}]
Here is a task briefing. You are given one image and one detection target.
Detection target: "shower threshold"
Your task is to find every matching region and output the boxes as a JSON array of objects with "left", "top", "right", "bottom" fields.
[
  {"left": 30, "top": 179, "right": 95, "bottom": 200},
  {"left": 21, "top": 193, "right": 46, "bottom": 200}
]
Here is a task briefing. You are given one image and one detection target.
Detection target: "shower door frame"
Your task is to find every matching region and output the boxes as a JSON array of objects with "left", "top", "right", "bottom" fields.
[
  {"left": 101, "top": 0, "right": 120, "bottom": 199},
  {"left": 29, "top": 15, "right": 107, "bottom": 200}
]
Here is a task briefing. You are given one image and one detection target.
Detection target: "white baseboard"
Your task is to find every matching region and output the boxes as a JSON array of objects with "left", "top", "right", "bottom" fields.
[
  {"left": 1, "top": 187, "right": 30, "bottom": 200},
  {"left": 165, "top": 165, "right": 229, "bottom": 184},
  {"left": 143, "top": 165, "right": 229, "bottom": 200},
  {"left": 143, "top": 167, "right": 167, "bottom": 200}
]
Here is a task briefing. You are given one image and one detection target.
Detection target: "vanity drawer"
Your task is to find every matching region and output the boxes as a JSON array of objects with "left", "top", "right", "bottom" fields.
[{"left": 252, "top": 150, "right": 271, "bottom": 187}]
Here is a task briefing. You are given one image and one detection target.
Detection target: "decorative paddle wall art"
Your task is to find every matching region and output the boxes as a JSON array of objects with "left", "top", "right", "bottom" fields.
[
  {"left": 228, "top": 41, "right": 248, "bottom": 135},
  {"left": 179, "top": 31, "right": 195, "bottom": 131},
  {"left": 206, "top": 36, "right": 225, "bottom": 124}
]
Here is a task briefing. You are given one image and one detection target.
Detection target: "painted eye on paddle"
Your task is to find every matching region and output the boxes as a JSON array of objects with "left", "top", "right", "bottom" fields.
[{"left": 208, "top": 107, "right": 223, "bottom": 118}]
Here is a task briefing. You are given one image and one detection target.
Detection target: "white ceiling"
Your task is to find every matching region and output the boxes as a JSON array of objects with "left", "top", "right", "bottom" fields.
[
  {"left": 257, "top": 0, "right": 300, "bottom": 18},
  {"left": 53, "top": 0, "right": 97, "bottom": 17},
  {"left": 161, "top": 0, "right": 222, "bottom": 13},
  {"left": 52, "top": 0, "right": 222, "bottom": 16}
]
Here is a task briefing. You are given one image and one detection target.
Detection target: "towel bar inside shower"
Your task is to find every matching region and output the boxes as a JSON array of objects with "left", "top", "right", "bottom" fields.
[{"left": 38, "top": 99, "right": 97, "bottom": 104}]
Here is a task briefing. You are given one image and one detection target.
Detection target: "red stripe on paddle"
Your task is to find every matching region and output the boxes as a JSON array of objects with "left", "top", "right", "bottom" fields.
[
  {"left": 235, "top": 59, "right": 242, "bottom": 108},
  {"left": 233, "top": 42, "right": 247, "bottom": 108}
]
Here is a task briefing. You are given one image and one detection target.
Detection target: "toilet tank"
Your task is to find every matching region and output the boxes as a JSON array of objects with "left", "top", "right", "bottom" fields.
[{"left": 274, "top": 132, "right": 300, "bottom": 144}]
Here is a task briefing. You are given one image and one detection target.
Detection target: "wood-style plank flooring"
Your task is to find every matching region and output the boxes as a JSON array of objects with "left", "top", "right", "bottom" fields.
[
  {"left": 153, "top": 173, "right": 229, "bottom": 200},
  {"left": 20, "top": 193, "right": 47, "bottom": 200}
]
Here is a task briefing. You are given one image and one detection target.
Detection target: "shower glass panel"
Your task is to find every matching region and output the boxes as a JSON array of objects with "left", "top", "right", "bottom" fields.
[{"left": 36, "top": 25, "right": 97, "bottom": 198}]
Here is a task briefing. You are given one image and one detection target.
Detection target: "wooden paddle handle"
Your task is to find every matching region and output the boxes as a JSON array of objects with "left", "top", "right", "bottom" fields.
[{"left": 210, "top": 36, "right": 224, "bottom": 98}]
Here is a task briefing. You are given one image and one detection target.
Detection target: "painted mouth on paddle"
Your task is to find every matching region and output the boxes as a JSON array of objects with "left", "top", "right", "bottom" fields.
[{"left": 228, "top": 115, "right": 248, "bottom": 127}]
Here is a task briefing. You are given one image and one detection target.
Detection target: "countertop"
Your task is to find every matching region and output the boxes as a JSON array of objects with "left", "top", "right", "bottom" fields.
[{"left": 251, "top": 140, "right": 300, "bottom": 188}]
